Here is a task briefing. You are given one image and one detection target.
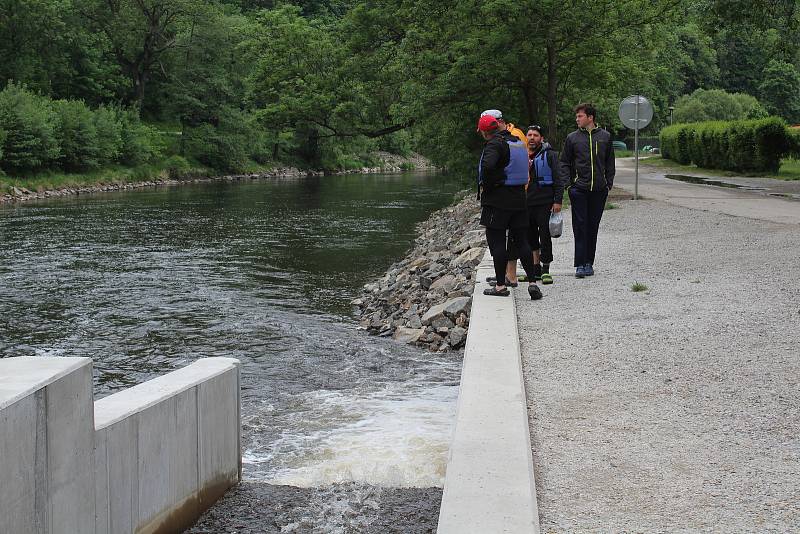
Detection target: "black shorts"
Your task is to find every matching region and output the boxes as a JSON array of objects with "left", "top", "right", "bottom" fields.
[{"left": 480, "top": 206, "right": 529, "bottom": 230}]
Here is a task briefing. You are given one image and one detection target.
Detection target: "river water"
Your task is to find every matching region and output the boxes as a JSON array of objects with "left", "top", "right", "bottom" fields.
[{"left": 0, "top": 173, "right": 464, "bottom": 532}]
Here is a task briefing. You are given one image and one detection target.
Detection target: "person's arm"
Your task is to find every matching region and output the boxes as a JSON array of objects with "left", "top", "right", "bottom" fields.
[
  {"left": 558, "top": 135, "right": 573, "bottom": 189},
  {"left": 550, "top": 150, "right": 565, "bottom": 211},
  {"left": 480, "top": 139, "right": 503, "bottom": 189},
  {"left": 605, "top": 133, "right": 616, "bottom": 189}
]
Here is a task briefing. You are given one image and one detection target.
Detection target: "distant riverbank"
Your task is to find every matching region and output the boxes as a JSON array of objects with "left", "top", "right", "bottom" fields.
[{"left": 0, "top": 151, "right": 436, "bottom": 205}]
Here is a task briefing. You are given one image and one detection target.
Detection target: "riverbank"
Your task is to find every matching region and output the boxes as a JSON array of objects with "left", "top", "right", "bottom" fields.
[
  {"left": 0, "top": 151, "right": 436, "bottom": 205},
  {"left": 353, "top": 192, "right": 482, "bottom": 351},
  {"left": 516, "top": 197, "right": 800, "bottom": 531}
]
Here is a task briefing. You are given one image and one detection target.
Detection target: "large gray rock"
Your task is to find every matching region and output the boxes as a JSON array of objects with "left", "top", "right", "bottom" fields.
[
  {"left": 430, "top": 274, "right": 456, "bottom": 293},
  {"left": 448, "top": 326, "right": 467, "bottom": 347},
  {"left": 421, "top": 296, "right": 472, "bottom": 325},
  {"left": 451, "top": 247, "right": 484, "bottom": 268},
  {"left": 442, "top": 296, "right": 472, "bottom": 317},
  {"left": 393, "top": 327, "right": 424, "bottom": 344},
  {"left": 431, "top": 315, "right": 455, "bottom": 330}
]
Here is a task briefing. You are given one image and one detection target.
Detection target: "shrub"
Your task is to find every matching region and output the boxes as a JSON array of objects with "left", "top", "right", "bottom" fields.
[
  {"left": 659, "top": 117, "right": 793, "bottom": 173},
  {"left": 183, "top": 123, "right": 249, "bottom": 173},
  {"left": 52, "top": 99, "right": 100, "bottom": 171},
  {"left": 787, "top": 129, "right": 800, "bottom": 160},
  {"left": 118, "top": 110, "right": 162, "bottom": 165},
  {"left": 162, "top": 155, "right": 193, "bottom": 179},
  {"left": 0, "top": 82, "right": 61, "bottom": 172},
  {"left": 93, "top": 106, "right": 123, "bottom": 165}
]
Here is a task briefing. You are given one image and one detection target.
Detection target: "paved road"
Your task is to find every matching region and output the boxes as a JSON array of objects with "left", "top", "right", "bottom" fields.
[
  {"left": 516, "top": 185, "right": 799, "bottom": 532},
  {"left": 614, "top": 157, "right": 800, "bottom": 225}
]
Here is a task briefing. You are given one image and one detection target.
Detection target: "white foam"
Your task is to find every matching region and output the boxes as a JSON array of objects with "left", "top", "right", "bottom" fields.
[{"left": 246, "top": 382, "right": 458, "bottom": 488}]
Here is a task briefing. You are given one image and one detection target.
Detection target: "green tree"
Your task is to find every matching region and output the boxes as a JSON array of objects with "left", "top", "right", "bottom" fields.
[
  {"left": 76, "top": 0, "right": 205, "bottom": 110},
  {"left": 52, "top": 99, "right": 101, "bottom": 170},
  {"left": 0, "top": 83, "right": 61, "bottom": 172},
  {"left": 673, "top": 88, "right": 767, "bottom": 123},
  {"left": 758, "top": 60, "right": 800, "bottom": 124}
]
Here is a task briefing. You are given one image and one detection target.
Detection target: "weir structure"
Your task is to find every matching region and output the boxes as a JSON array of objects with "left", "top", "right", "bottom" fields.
[
  {"left": 437, "top": 251, "right": 540, "bottom": 533},
  {"left": 0, "top": 356, "right": 241, "bottom": 534}
]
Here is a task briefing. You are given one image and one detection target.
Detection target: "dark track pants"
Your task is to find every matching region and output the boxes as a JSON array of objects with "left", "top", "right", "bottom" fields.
[
  {"left": 568, "top": 187, "right": 608, "bottom": 267},
  {"left": 485, "top": 227, "right": 537, "bottom": 284}
]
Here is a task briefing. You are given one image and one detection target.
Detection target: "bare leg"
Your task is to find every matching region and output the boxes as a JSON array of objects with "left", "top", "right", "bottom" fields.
[{"left": 505, "top": 261, "right": 517, "bottom": 284}]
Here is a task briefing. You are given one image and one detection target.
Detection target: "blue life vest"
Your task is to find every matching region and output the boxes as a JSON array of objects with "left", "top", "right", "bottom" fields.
[
  {"left": 478, "top": 139, "right": 530, "bottom": 186},
  {"left": 532, "top": 148, "right": 554, "bottom": 186},
  {"left": 503, "top": 140, "right": 529, "bottom": 186}
]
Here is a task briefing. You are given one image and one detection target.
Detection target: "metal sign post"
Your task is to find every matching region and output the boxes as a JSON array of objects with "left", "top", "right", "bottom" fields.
[
  {"left": 618, "top": 95, "right": 654, "bottom": 200},
  {"left": 635, "top": 99, "right": 639, "bottom": 199}
]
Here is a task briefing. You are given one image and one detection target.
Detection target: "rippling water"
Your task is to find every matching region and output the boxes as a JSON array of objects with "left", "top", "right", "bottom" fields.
[{"left": 0, "top": 174, "right": 464, "bottom": 526}]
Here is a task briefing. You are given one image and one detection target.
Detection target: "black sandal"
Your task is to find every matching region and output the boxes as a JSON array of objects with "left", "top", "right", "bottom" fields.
[
  {"left": 528, "top": 284, "right": 542, "bottom": 300},
  {"left": 483, "top": 286, "right": 510, "bottom": 297}
]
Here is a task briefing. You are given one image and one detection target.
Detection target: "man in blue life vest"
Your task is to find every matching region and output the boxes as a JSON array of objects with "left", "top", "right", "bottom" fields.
[
  {"left": 524, "top": 125, "right": 564, "bottom": 283},
  {"left": 558, "top": 103, "right": 615, "bottom": 278},
  {"left": 477, "top": 114, "right": 542, "bottom": 300}
]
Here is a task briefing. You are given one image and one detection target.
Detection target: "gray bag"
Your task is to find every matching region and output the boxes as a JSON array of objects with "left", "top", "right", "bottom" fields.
[{"left": 549, "top": 211, "right": 563, "bottom": 238}]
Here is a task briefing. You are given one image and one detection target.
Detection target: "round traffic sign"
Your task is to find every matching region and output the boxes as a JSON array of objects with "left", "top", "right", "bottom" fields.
[{"left": 618, "top": 95, "right": 653, "bottom": 130}]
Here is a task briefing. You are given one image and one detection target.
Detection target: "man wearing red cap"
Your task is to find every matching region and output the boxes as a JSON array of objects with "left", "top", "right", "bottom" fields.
[{"left": 477, "top": 114, "right": 542, "bottom": 300}]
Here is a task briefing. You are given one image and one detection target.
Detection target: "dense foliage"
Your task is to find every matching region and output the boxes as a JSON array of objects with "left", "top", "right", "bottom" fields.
[
  {"left": 660, "top": 118, "right": 794, "bottom": 172},
  {"left": 1, "top": 0, "right": 799, "bottom": 176}
]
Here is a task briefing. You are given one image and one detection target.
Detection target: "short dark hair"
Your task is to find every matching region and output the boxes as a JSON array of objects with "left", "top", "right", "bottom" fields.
[
  {"left": 526, "top": 125, "right": 544, "bottom": 135},
  {"left": 574, "top": 103, "right": 597, "bottom": 120}
]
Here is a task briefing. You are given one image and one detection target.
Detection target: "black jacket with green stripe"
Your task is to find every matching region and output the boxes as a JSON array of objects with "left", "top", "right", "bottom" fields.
[{"left": 558, "top": 126, "right": 615, "bottom": 192}]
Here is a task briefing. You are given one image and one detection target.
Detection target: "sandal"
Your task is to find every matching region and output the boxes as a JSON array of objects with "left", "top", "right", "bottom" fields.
[
  {"left": 483, "top": 286, "right": 510, "bottom": 297},
  {"left": 541, "top": 272, "right": 553, "bottom": 285},
  {"left": 528, "top": 284, "right": 542, "bottom": 300}
]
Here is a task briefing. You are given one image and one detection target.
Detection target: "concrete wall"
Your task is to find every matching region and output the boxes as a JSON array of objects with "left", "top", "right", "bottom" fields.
[
  {"left": 0, "top": 357, "right": 96, "bottom": 534},
  {"left": 437, "top": 251, "right": 540, "bottom": 533},
  {"left": 94, "top": 357, "right": 241, "bottom": 534},
  {"left": 1, "top": 356, "right": 241, "bottom": 534}
]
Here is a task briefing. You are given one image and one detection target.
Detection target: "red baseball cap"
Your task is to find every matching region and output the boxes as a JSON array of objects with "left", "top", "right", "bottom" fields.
[{"left": 477, "top": 115, "right": 500, "bottom": 132}]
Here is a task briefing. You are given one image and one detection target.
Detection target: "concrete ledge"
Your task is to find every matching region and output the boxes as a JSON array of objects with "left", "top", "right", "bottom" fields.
[
  {"left": 94, "top": 357, "right": 241, "bottom": 534},
  {"left": 0, "top": 357, "right": 96, "bottom": 534},
  {"left": 437, "top": 251, "right": 540, "bottom": 533}
]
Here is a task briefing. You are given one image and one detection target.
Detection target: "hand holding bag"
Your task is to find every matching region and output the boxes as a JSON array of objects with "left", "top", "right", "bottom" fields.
[{"left": 549, "top": 210, "right": 563, "bottom": 238}]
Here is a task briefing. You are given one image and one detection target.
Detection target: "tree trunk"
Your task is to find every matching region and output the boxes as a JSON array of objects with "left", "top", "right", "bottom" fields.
[
  {"left": 521, "top": 81, "right": 540, "bottom": 127},
  {"left": 546, "top": 43, "right": 559, "bottom": 147},
  {"left": 133, "top": 69, "right": 147, "bottom": 112}
]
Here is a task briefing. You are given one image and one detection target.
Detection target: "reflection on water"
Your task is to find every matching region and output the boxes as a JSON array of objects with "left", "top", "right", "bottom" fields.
[{"left": 0, "top": 173, "right": 463, "bottom": 489}]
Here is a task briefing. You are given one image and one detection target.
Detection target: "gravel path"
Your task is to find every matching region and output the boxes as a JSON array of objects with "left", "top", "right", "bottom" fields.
[{"left": 516, "top": 199, "right": 800, "bottom": 532}]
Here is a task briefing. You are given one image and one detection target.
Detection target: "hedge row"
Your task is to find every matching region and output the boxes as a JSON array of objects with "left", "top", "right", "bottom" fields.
[
  {"left": 0, "top": 83, "right": 160, "bottom": 174},
  {"left": 659, "top": 117, "right": 794, "bottom": 173},
  {"left": 789, "top": 128, "right": 800, "bottom": 160}
]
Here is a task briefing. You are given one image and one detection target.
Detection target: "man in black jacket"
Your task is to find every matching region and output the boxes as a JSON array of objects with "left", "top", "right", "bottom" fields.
[
  {"left": 558, "top": 103, "right": 615, "bottom": 278},
  {"left": 477, "top": 114, "right": 542, "bottom": 300}
]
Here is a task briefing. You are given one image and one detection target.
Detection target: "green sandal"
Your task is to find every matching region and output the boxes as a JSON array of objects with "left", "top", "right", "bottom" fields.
[{"left": 541, "top": 272, "right": 553, "bottom": 285}]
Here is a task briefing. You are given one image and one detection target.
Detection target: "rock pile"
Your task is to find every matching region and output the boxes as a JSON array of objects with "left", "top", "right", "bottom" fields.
[{"left": 353, "top": 193, "right": 484, "bottom": 351}]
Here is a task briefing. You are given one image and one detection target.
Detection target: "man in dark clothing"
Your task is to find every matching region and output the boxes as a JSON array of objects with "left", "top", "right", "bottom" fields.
[
  {"left": 525, "top": 125, "right": 565, "bottom": 284},
  {"left": 477, "top": 114, "right": 542, "bottom": 300},
  {"left": 558, "top": 103, "right": 615, "bottom": 278}
]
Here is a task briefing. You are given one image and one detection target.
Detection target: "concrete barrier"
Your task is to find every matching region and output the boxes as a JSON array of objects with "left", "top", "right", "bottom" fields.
[
  {"left": 437, "top": 251, "right": 540, "bottom": 533},
  {"left": 94, "top": 357, "right": 241, "bottom": 534},
  {"left": 0, "top": 357, "right": 96, "bottom": 534},
  {"left": 1, "top": 356, "right": 240, "bottom": 534}
]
